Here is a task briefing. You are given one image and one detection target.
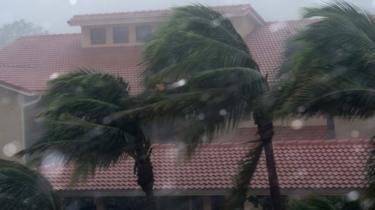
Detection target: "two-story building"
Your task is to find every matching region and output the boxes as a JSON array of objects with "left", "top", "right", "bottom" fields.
[{"left": 0, "top": 4, "right": 372, "bottom": 210}]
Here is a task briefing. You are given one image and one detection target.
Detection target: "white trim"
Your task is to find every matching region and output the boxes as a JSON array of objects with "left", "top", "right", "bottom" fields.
[
  {"left": 0, "top": 83, "right": 34, "bottom": 96},
  {"left": 21, "top": 95, "right": 42, "bottom": 162}
]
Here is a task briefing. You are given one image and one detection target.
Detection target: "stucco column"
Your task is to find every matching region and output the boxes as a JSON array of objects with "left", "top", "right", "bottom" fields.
[
  {"left": 95, "top": 197, "right": 106, "bottom": 210},
  {"left": 203, "top": 196, "right": 211, "bottom": 210}
]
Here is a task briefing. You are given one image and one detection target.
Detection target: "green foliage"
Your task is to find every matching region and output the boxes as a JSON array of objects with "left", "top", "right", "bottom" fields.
[
  {"left": 0, "top": 159, "right": 60, "bottom": 210},
  {"left": 225, "top": 142, "right": 263, "bottom": 209},
  {"left": 273, "top": 2, "right": 375, "bottom": 119},
  {"left": 287, "top": 194, "right": 363, "bottom": 210},
  {"left": 0, "top": 20, "right": 46, "bottom": 47},
  {"left": 121, "top": 4, "right": 267, "bottom": 152},
  {"left": 18, "top": 70, "right": 150, "bottom": 182},
  {"left": 114, "top": 5, "right": 276, "bottom": 209}
]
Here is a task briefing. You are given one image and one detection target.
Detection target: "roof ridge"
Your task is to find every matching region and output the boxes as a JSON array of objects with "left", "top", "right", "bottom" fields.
[
  {"left": 273, "top": 138, "right": 369, "bottom": 145},
  {"left": 18, "top": 33, "right": 81, "bottom": 40},
  {"left": 265, "top": 18, "right": 320, "bottom": 24},
  {"left": 152, "top": 139, "right": 369, "bottom": 148},
  {"left": 71, "top": 4, "right": 253, "bottom": 17}
]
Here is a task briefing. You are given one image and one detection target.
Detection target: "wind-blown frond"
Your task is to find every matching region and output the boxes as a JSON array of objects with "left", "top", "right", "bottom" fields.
[
  {"left": 128, "top": 4, "right": 267, "bottom": 150},
  {"left": 287, "top": 194, "right": 363, "bottom": 210},
  {"left": 0, "top": 159, "right": 60, "bottom": 210},
  {"left": 273, "top": 1, "right": 375, "bottom": 118},
  {"left": 225, "top": 142, "right": 263, "bottom": 209},
  {"left": 18, "top": 70, "right": 148, "bottom": 181}
]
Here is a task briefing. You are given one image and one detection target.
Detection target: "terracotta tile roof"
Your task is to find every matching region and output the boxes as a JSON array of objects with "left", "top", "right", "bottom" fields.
[
  {"left": 0, "top": 34, "right": 144, "bottom": 94},
  {"left": 0, "top": 19, "right": 312, "bottom": 94},
  {"left": 68, "top": 4, "right": 265, "bottom": 26},
  {"left": 39, "top": 139, "right": 369, "bottom": 192},
  {"left": 224, "top": 126, "right": 328, "bottom": 143},
  {"left": 246, "top": 19, "right": 317, "bottom": 82}
]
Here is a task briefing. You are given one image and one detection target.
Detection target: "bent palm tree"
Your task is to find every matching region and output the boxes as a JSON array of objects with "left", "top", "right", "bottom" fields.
[
  {"left": 288, "top": 194, "right": 363, "bottom": 210},
  {"left": 272, "top": 1, "right": 375, "bottom": 207},
  {"left": 120, "top": 5, "right": 284, "bottom": 210},
  {"left": 273, "top": 2, "right": 375, "bottom": 117},
  {"left": 18, "top": 71, "right": 156, "bottom": 209},
  {"left": 0, "top": 159, "right": 60, "bottom": 210}
]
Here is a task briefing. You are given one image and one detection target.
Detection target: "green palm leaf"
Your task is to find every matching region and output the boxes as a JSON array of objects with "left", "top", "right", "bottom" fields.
[
  {"left": 17, "top": 70, "right": 155, "bottom": 204},
  {"left": 273, "top": 2, "right": 375, "bottom": 118},
  {"left": 0, "top": 159, "right": 60, "bottom": 210}
]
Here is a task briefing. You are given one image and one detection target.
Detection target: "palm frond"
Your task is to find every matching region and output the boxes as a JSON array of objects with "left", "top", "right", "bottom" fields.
[
  {"left": 18, "top": 70, "right": 148, "bottom": 181},
  {"left": 287, "top": 194, "right": 363, "bottom": 210},
  {"left": 135, "top": 5, "right": 267, "bottom": 150},
  {"left": 273, "top": 1, "right": 375, "bottom": 118},
  {"left": 0, "top": 159, "right": 60, "bottom": 210},
  {"left": 225, "top": 142, "right": 263, "bottom": 210}
]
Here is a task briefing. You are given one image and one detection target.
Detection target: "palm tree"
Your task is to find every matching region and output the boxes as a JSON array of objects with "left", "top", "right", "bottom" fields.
[
  {"left": 271, "top": 1, "right": 375, "bottom": 208},
  {"left": 272, "top": 2, "right": 375, "bottom": 118},
  {"left": 0, "top": 159, "right": 60, "bottom": 210},
  {"left": 288, "top": 194, "right": 363, "bottom": 210},
  {"left": 18, "top": 70, "right": 156, "bottom": 210},
  {"left": 118, "top": 5, "right": 284, "bottom": 210}
]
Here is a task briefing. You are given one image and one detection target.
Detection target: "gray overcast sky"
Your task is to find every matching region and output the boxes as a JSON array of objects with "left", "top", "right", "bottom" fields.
[{"left": 2, "top": 0, "right": 375, "bottom": 33}]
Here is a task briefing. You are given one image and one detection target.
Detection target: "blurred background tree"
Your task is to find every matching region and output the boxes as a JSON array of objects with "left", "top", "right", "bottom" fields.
[{"left": 0, "top": 19, "right": 47, "bottom": 47}]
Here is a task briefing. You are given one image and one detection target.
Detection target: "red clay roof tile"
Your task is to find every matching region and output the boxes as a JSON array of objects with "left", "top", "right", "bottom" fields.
[
  {"left": 39, "top": 139, "right": 369, "bottom": 192},
  {"left": 0, "top": 10, "right": 312, "bottom": 93}
]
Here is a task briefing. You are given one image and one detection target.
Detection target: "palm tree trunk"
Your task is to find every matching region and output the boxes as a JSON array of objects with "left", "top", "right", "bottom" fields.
[
  {"left": 253, "top": 111, "right": 284, "bottom": 210},
  {"left": 134, "top": 146, "right": 156, "bottom": 210},
  {"left": 133, "top": 129, "right": 157, "bottom": 210}
]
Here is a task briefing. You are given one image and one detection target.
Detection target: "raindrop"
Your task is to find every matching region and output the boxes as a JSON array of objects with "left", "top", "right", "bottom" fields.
[
  {"left": 34, "top": 116, "right": 45, "bottom": 123},
  {"left": 89, "top": 127, "right": 104, "bottom": 137},
  {"left": 198, "top": 113, "right": 205, "bottom": 121},
  {"left": 49, "top": 72, "right": 60, "bottom": 80},
  {"left": 202, "top": 135, "right": 208, "bottom": 143},
  {"left": 3, "top": 142, "right": 19, "bottom": 157},
  {"left": 102, "top": 116, "right": 112, "bottom": 125},
  {"left": 211, "top": 19, "right": 221, "bottom": 27},
  {"left": 346, "top": 191, "right": 360, "bottom": 201},
  {"left": 41, "top": 151, "right": 65, "bottom": 166},
  {"left": 269, "top": 22, "right": 287, "bottom": 33},
  {"left": 169, "top": 79, "right": 187, "bottom": 89},
  {"left": 69, "top": 0, "right": 77, "bottom": 5},
  {"left": 219, "top": 109, "right": 227, "bottom": 116},
  {"left": 75, "top": 86, "right": 83, "bottom": 93},
  {"left": 351, "top": 130, "right": 360, "bottom": 138},
  {"left": 290, "top": 119, "right": 304, "bottom": 130},
  {"left": 297, "top": 106, "right": 305, "bottom": 113}
]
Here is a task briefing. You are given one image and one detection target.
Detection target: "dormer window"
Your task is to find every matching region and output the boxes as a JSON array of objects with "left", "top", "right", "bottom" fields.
[
  {"left": 90, "top": 27, "right": 106, "bottom": 45},
  {"left": 113, "top": 26, "right": 129, "bottom": 44},
  {"left": 136, "top": 25, "right": 152, "bottom": 43}
]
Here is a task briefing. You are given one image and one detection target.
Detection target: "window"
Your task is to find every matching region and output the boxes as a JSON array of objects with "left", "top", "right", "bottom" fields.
[
  {"left": 90, "top": 27, "right": 106, "bottom": 45},
  {"left": 136, "top": 25, "right": 152, "bottom": 42},
  {"left": 113, "top": 26, "right": 129, "bottom": 44}
]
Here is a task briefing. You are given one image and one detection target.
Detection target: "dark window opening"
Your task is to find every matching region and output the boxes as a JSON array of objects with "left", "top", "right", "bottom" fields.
[
  {"left": 136, "top": 25, "right": 152, "bottom": 42},
  {"left": 113, "top": 26, "right": 129, "bottom": 44},
  {"left": 90, "top": 27, "right": 106, "bottom": 45}
]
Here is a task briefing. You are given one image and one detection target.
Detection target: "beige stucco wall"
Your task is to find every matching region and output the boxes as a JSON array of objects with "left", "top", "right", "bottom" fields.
[
  {"left": 0, "top": 88, "right": 25, "bottom": 161},
  {"left": 79, "top": 14, "right": 259, "bottom": 48},
  {"left": 81, "top": 22, "right": 162, "bottom": 48},
  {"left": 335, "top": 117, "right": 375, "bottom": 139}
]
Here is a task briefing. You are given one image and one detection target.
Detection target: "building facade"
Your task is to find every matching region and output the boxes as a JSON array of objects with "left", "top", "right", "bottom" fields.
[{"left": 0, "top": 4, "right": 371, "bottom": 210}]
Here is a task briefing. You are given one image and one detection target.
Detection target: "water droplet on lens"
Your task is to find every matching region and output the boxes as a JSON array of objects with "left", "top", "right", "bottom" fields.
[
  {"left": 290, "top": 119, "right": 304, "bottom": 130},
  {"left": 3, "top": 142, "right": 19, "bottom": 157},
  {"left": 351, "top": 130, "right": 360, "bottom": 138}
]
